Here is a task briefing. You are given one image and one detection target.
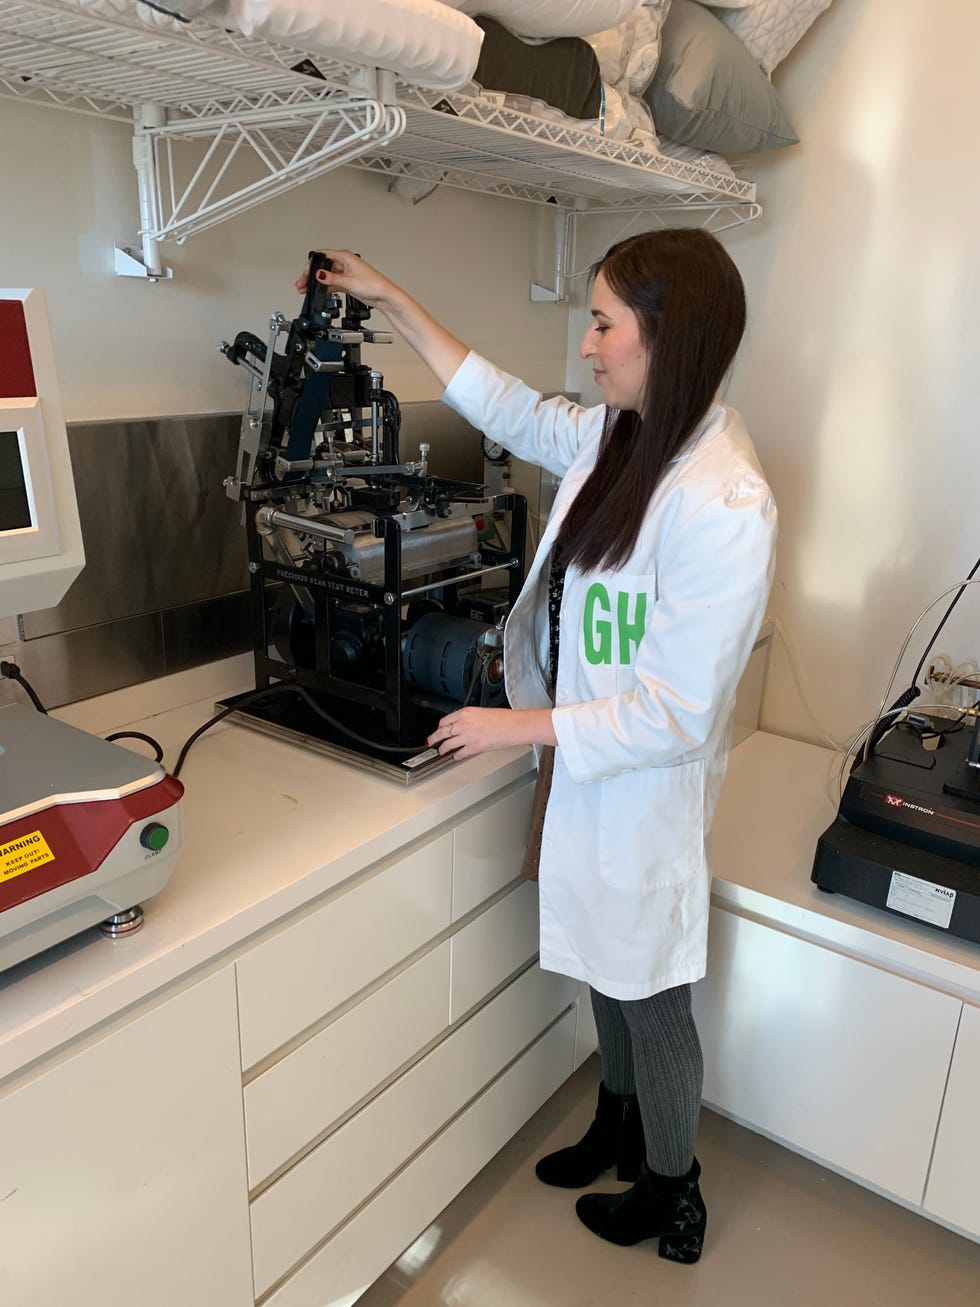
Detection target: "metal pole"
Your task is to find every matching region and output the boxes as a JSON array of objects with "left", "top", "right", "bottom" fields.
[
  {"left": 400, "top": 559, "right": 519, "bottom": 600},
  {"left": 134, "top": 103, "right": 166, "bottom": 277}
]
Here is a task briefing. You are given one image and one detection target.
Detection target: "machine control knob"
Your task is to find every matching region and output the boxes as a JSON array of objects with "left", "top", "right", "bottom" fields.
[{"left": 140, "top": 822, "right": 170, "bottom": 853}]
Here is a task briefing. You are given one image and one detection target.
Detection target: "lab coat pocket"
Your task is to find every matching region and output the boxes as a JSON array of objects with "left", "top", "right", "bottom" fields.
[
  {"left": 597, "top": 758, "right": 705, "bottom": 893},
  {"left": 571, "top": 571, "right": 654, "bottom": 696}
]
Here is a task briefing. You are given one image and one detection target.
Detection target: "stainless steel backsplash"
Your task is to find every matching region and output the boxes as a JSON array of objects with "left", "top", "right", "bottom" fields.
[{"left": 0, "top": 402, "right": 483, "bottom": 711}]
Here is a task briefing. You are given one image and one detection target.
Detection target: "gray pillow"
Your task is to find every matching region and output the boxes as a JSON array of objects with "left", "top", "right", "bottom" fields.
[{"left": 644, "top": 0, "right": 799, "bottom": 154}]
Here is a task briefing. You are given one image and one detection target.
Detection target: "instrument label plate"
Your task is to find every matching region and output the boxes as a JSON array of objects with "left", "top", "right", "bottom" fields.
[
  {"left": 0, "top": 829, "right": 55, "bottom": 883},
  {"left": 886, "top": 870, "right": 956, "bottom": 929}
]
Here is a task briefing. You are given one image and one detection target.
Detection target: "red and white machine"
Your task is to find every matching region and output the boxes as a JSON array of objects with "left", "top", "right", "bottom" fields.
[{"left": 0, "top": 288, "right": 183, "bottom": 972}]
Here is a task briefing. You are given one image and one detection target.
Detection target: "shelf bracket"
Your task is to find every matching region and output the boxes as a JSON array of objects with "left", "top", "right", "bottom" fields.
[
  {"left": 118, "top": 84, "right": 406, "bottom": 279},
  {"left": 530, "top": 197, "right": 762, "bottom": 304},
  {"left": 126, "top": 102, "right": 169, "bottom": 279},
  {"left": 530, "top": 209, "right": 576, "bottom": 304},
  {"left": 113, "top": 244, "right": 173, "bottom": 281}
]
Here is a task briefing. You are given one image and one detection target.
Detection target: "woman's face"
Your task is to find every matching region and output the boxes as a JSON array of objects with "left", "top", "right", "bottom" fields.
[{"left": 579, "top": 270, "right": 648, "bottom": 413}]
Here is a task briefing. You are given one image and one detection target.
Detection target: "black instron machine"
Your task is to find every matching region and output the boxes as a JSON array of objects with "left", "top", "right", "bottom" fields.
[
  {"left": 0, "top": 288, "right": 183, "bottom": 972},
  {"left": 812, "top": 714, "right": 980, "bottom": 944},
  {"left": 812, "top": 562, "right": 980, "bottom": 954},
  {"left": 215, "top": 253, "right": 527, "bottom": 782}
]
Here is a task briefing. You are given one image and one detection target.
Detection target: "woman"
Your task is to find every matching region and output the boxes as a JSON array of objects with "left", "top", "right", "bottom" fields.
[{"left": 298, "top": 231, "right": 776, "bottom": 1265}]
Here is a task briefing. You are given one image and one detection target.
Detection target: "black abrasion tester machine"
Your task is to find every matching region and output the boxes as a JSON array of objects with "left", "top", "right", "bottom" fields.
[
  {"left": 213, "top": 253, "right": 526, "bottom": 781},
  {"left": 812, "top": 579, "right": 980, "bottom": 946},
  {"left": 0, "top": 288, "right": 183, "bottom": 972}
]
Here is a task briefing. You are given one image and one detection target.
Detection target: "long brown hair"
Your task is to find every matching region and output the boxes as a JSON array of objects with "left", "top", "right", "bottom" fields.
[{"left": 557, "top": 228, "right": 746, "bottom": 572}]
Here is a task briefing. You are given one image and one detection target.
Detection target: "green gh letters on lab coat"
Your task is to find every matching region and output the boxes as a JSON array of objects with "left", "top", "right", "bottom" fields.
[{"left": 583, "top": 583, "right": 648, "bottom": 665}]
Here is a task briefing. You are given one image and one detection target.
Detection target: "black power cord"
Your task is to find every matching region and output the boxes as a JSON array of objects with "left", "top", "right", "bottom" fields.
[
  {"left": 864, "top": 684, "right": 921, "bottom": 759},
  {"left": 171, "top": 699, "right": 248, "bottom": 779},
  {"left": 2, "top": 659, "right": 168, "bottom": 764},
  {"left": 1, "top": 659, "right": 48, "bottom": 714},
  {"left": 104, "top": 731, "right": 165, "bottom": 762},
  {"left": 0, "top": 658, "right": 436, "bottom": 779},
  {"left": 173, "top": 637, "right": 508, "bottom": 778},
  {"left": 171, "top": 681, "right": 437, "bottom": 779},
  {"left": 3, "top": 647, "right": 496, "bottom": 780}
]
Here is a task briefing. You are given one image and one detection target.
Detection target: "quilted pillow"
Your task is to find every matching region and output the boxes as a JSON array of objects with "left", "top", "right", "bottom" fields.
[
  {"left": 713, "top": 0, "right": 833, "bottom": 73},
  {"left": 644, "top": 0, "right": 798, "bottom": 154}
]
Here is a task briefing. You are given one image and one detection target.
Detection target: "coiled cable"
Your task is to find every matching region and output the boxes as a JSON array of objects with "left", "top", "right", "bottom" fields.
[{"left": 862, "top": 575, "right": 980, "bottom": 763}]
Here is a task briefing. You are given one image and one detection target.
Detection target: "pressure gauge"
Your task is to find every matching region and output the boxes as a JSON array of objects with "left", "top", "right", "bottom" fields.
[{"left": 481, "top": 435, "right": 509, "bottom": 464}]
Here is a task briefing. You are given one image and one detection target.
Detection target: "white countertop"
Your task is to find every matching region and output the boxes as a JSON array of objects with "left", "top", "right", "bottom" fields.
[
  {"left": 709, "top": 731, "right": 980, "bottom": 1002},
  {"left": 3, "top": 669, "right": 978, "bottom": 1087},
  {"left": 0, "top": 658, "right": 534, "bottom": 1085}
]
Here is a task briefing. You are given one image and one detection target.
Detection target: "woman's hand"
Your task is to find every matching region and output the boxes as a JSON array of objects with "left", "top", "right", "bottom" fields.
[
  {"left": 428, "top": 707, "right": 557, "bottom": 760},
  {"left": 295, "top": 249, "right": 399, "bottom": 311},
  {"left": 295, "top": 247, "right": 468, "bottom": 387}
]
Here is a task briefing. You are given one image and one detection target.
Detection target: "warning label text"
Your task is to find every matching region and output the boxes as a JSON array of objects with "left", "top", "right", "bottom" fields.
[{"left": 0, "top": 830, "right": 55, "bottom": 882}]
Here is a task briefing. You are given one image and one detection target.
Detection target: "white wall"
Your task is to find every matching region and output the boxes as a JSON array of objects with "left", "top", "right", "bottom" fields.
[
  {"left": 0, "top": 99, "right": 570, "bottom": 421},
  {"left": 566, "top": 0, "right": 980, "bottom": 748}
]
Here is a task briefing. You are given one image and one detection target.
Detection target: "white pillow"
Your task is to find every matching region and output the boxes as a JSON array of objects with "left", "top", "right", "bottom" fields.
[
  {"left": 449, "top": 0, "right": 643, "bottom": 40},
  {"left": 78, "top": 0, "right": 197, "bottom": 31},
  {"left": 713, "top": 0, "right": 833, "bottom": 73},
  {"left": 217, "top": 0, "right": 484, "bottom": 90}
]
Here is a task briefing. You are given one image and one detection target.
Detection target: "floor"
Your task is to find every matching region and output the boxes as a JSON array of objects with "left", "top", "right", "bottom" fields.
[{"left": 357, "top": 1057, "right": 980, "bottom": 1307}]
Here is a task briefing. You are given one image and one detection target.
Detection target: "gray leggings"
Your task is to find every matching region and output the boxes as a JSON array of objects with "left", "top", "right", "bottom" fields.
[{"left": 590, "top": 983, "right": 703, "bottom": 1178}]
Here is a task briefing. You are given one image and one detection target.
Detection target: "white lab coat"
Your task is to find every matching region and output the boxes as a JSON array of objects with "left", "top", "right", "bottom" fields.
[{"left": 443, "top": 353, "right": 777, "bottom": 1000}]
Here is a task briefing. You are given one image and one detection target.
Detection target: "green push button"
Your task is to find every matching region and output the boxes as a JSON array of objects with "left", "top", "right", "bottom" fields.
[{"left": 140, "top": 822, "right": 170, "bottom": 852}]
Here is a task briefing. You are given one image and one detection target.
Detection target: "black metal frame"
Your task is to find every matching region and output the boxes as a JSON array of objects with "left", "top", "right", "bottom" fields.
[{"left": 243, "top": 486, "right": 526, "bottom": 749}]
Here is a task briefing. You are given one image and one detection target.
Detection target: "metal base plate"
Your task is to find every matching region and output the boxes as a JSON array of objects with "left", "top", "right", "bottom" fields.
[{"left": 217, "top": 691, "right": 454, "bottom": 785}]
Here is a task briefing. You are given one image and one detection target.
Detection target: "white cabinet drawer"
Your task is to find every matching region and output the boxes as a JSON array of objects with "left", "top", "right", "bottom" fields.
[
  {"left": 237, "top": 833, "right": 453, "bottom": 1070},
  {"left": 450, "top": 878, "right": 539, "bottom": 1022},
  {"left": 251, "top": 961, "right": 575, "bottom": 1297},
  {"left": 924, "top": 1001, "right": 980, "bottom": 1237},
  {"left": 244, "top": 942, "right": 451, "bottom": 1188},
  {"left": 264, "top": 1006, "right": 578, "bottom": 1307},
  {"left": 693, "top": 909, "right": 961, "bottom": 1204},
  {"left": 452, "top": 780, "right": 534, "bottom": 920},
  {"left": 0, "top": 968, "right": 253, "bottom": 1307}
]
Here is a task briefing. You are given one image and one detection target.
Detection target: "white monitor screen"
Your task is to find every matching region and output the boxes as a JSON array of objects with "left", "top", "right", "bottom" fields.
[
  {"left": 0, "top": 289, "right": 83, "bottom": 618},
  {"left": 0, "top": 429, "right": 33, "bottom": 533}
]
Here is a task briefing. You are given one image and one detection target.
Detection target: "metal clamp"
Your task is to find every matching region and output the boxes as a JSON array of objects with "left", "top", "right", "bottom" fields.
[{"left": 305, "top": 351, "right": 344, "bottom": 374}]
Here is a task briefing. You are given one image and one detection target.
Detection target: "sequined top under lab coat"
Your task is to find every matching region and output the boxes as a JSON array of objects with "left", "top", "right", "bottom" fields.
[{"left": 443, "top": 352, "right": 777, "bottom": 1000}]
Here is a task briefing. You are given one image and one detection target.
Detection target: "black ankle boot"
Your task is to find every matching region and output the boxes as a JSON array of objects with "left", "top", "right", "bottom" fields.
[
  {"left": 535, "top": 1082, "right": 643, "bottom": 1188},
  {"left": 575, "top": 1157, "right": 707, "bottom": 1264}
]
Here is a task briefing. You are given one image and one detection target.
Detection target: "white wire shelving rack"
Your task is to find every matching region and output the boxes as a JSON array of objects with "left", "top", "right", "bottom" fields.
[{"left": 0, "top": 0, "right": 760, "bottom": 284}]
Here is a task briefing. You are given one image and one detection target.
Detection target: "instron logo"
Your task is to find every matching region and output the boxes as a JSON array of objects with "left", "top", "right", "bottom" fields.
[{"left": 883, "top": 794, "right": 935, "bottom": 816}]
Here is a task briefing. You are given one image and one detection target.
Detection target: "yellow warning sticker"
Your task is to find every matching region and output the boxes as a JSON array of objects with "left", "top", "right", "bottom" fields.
[{"left": 0, "top": 830, "right": 55, "bottom": 882}]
